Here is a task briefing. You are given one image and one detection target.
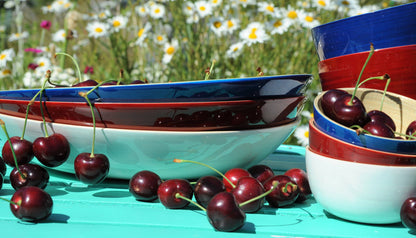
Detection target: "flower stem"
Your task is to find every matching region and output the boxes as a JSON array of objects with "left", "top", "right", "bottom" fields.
[{"left": 204, "top": 59, "right": 216, "bottom": 80}]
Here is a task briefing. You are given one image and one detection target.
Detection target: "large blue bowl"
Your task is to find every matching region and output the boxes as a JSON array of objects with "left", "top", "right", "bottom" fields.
[
  {"left": 313, "top": 88, "right": 416, "bottom": 155},
  {"left": 311, "top": 2, "right": 416, "bottom": 61},
  {"left": 0, "top": 74, "right": 312, "bottom": 102}
]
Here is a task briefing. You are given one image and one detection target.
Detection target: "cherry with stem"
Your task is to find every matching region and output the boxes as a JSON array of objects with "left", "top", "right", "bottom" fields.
[{"left": 74, "top": 83, "right": 110, "bottom": 184}]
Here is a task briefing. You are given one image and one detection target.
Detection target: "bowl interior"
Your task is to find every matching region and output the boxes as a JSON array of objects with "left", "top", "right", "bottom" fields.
[{"left": 316, "top": 87, "right": 416, "bottom": 137}]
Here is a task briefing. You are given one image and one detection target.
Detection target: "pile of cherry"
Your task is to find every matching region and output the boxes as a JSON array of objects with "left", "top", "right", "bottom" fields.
[{"left": 128, "top": 161, "right": 311, "bottom": 232}]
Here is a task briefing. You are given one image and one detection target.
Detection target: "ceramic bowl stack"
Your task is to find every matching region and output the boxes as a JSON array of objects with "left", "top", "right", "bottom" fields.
[
  {"left": 312, "top": 2, "right": 416, "bottom": 99},
  {"left": 307, "top": 2, "right": 416, "bottom": 225},
  {"left": 0, "top": 74, "right": 311, "bottom": 179}
]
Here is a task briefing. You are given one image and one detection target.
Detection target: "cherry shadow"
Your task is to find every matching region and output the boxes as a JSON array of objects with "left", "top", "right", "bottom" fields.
[{"left": 92, "top": 190, "right": 131, "bottom": 198}]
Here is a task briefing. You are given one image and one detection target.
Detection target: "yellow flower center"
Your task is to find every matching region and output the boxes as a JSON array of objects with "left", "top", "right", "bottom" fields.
[
  {"left": 39, "top": 62, "right": 45, "bottom": 67},
  {"left": 0, "top": 54, "right": 6, "bottom": 60},
  {"left": 305, "top": 16, "right": 314, "bottom": 22},
  {"left": 61, "top": 32, "right": 66, "bottom": 37},
  {"left": 266, "top": 5, "right": 274, "bottom": 12},
  {"left": 2, "top": 69, "right": 11, "bottom": 75},
  {"left": 166, "top": 46, "right": 175, "bottom": 55},
  {"left": 138, "top": 28, "right": 145, "bottom": 37},
  {"left": 95, "top": 27, "right": 103, "bottom": 33},
  {"left": 214, "top": 21, "right": 222, "bottom": 28},
  {"left": 99, "top": 12, "right": 106, "bottom": 18},
  {"left": 113, "top": 20, "right": 121, "bottom": 27},
  {"left": 213, "top": 0, "right": 218, "bottom": 3},
  {"left": 64, "top": 3, "right": 71, "bottom": 8},
  {"left": 14, "top": 33, "right": 20, "bottom": 37},
  {"left": 304, "top": 131, "right": 309, "bottom": 138},
  {"left": 227, "top": 20, "right": 234, "bottom": 28},
  {"left": 156, "top": 35, "right": 163, "bottom": 41},
  {"left": 58, "top": 0, "right": 64, "bottom": 5},
  {"left": 186, "top": 6, "right": 192, "bottom": 11},
  {"left": 233, "top": 46, "right": 239, "bottom": 52},
  {"left": 248, "top": 28, "right": 257, "bottom": 39},
  {"left": 154, "top": 8, "right": 160, "bottom": 14},
  {"left": 273, "top": 20, "right": 282, "bottom": 28},
  {"left": 318, "top": 0, "right": 326, "bottom": 6},
  {"left": 199, "top": 6, "right": 206, "bottom": 11},
  {"left": 287, "top": 11, "right": 298, "bottom": 19}
]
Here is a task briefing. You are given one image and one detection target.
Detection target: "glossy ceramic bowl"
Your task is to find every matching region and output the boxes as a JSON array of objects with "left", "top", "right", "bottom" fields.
[
  {"left": 311, "top": 2, "right": 416, "bottom": 61},
  {"left": 306, "top": 146, "right": 416, "bottom": 224},
  {"left": 0, "top": 96, "right": 305, "bottom": 131},
  {"left": 318, "top": 45, "right": 416, "bottom": 100},
  {"left": 0, "top": 113, "right": 299, "bottom": 179},
  {"left": 0, "top": 74, "right": 312, "bottom": 102},
  {"left": 314, "top": 88, "right": 416, "bottom": 154},
  {"left": 308, "top": 119, "right": 416, "bottom": 165}
]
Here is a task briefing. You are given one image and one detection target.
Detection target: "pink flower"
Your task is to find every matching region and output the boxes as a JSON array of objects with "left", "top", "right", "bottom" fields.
[
  {"left": 25, "top": 48, "right": 43, "bottom": 53},
  {"left": 40, "top": 20, "right": 51, "bottom": 30},
  {"left": 84, "top": 66, "right": 94, "bottom": 74},
  {"left": 28, "top": 63, "right": 39, "bottom": 70}
]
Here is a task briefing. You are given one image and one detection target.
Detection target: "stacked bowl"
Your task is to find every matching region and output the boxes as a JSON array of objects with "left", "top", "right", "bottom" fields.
[
  {"left": 0, "top": 74, "right": 311, "bottom": 179},
  {"left": 308, "top": 2, "right": 416, "bottom": 225}
]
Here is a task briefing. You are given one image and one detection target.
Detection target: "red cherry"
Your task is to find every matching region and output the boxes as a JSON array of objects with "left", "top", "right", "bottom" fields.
[
  {"left": 223, "top": 168, "right": 251, "bottom": 192},
  {"left": 231, "top": 176, "right": 265, "bottom": 213},
  {"left": 367, "top": 110, "right": 396, "bottom": 131},
  {"left": 332, "top": 94, "right": 369, "bottom": 127},
  {"left": 248, "top": 164, "right": 274, "bottom": 184},
  {"left": 263, "top": 175, "right": 299, "bottom": 208},
  {"left": 157, "top": 179, "right": 193, "bottom": 209},
  {"left": 320, "top": 89, "right": 349, "bottom": 120},
  {"left": 2, "top": 136, "right": 33, "bottom": 167},
  {"left": 10, "top": 164, "right": 49, "bottom": 190},
  {"left": 401, "top": 197, "right": 416, "bottom": 232},
  {"left": 363, "top": 121, "right": 395, "bottom": 138},
  {"left": 72, "top": 79, "right": 98, "bottom": 87},
  {"left": 129, "top": 170, "right": 162, "bottom": 202},
  {"left": 207, "top": 191, "right": 246, "bottom": 232},
  {"left": 74, "top": 153, "right": 110, "bottom": 184},
  {"left": 32, "top": 133, "right": 70, "bottom": 167},
  {"left": 194, "top": 176, "right": 226, "bottom": 208},
  {"left": 284, "top": 168, "right": 311, "bottom": 203},
  {"left": 10, "top": 186, "right": 53, "bottom": 222}
]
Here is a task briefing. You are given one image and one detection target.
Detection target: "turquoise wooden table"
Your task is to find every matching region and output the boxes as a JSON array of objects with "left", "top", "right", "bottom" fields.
[{"left": 0, "top": 145, "right": 413, "bottom": 237}]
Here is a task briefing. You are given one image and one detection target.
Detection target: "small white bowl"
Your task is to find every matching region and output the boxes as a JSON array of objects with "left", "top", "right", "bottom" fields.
[
  {"left": 306, "top": 146, "right": 416, "bottom": 224},
  {"left": 0, "top": 113, "right": 299, "bottom": 180}
]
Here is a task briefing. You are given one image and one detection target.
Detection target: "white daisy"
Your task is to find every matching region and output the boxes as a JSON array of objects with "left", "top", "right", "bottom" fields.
[
  {"left": 267, "top": 18, "right": 291, "bottom": 35},
  {"left": 225, "top": 41, "right": 245, "bottom": 59},
  {"left": 301, "top": 110, "right": 314, "bottom": 120},
  {"left": 42, "top": 4, "right": 54, "bottom": 14},
  {"left": 282, "top": 6, "right": 304, "bottom": 23},
  {"left": 294, "top": 124, "right": 309, "bottom": 146},
  {"left": 348, "top": 4, "right": 381, "bottom": 16},
  {"left": 298, "top": 11, "right": 320, "bottom": 28},
  {"left": 210, "top": 0, "right": 222, "bottom": 7},
  {"left": 311, "top": 0, "right": 335, "bottom": 10},
  {"left": 86, "top": 21, "right": 110, "bottom": 38},
  {"left": 51, "top": 0, "right": 73, "bottom": 13},
  {"left": 4, "top": 1, "right": 15, "bottom": 9},
  {"left": 333, "top": 0, "right": 360, "bottom": 12},
  {"left": 92, "top": 10, "right": 112, "bottom": 20},
  {"left": 136, "top": 5, "right": 148, "bottom": 17},
  {"left": 34, "top": 56, "right": 52, "bottom": 74},
  {"left": 154, "top": 33, "right": 168, "bottom": 45},
  {"left": 195, "top": 1, "right": 213, "bottom": 18},
  {"left": 233, "top": 0, "right": 257, "bottom": 8},
  {"left": 108, "top": 15, "right": 129, "bottom": 33},
  {"left": 162, "top": 39, "right": 179, "bottom": 64},
  {"left": 135, "top": 23, "right": 152, "bottom": 46},
  {"left": 0, "top": 48, "right": 15, "bottom": 68},
  {"left": 258, "top": 2, "right": 278, "bottom": 17},
  {"left": 52, "top": 29, "right": 67, "bottom": 42},
  {"left": 209, "top": 17, "right": 226, "bottom": 37},
  {"left": 223, "top": 18, "right": 240, "bottom": 34},
  {"left": 149, "top": 3, "right": 166, "bottom": 19},
  {"left": 183, "top": 2, "right": 195, "bottom": 15},
  {"left": 0, "top": 68, "right": 12, "bottom": 79},
  {"left": 8, "top": 31, "right": 29, "bottom": 42},
  {"left": 239, "top": 22, "right": 270, "bottom": 46}
]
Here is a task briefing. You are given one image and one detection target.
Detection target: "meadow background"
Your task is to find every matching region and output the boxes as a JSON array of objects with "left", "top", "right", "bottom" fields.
[{"left": 0, "top": 0, "right": 411, "bottom": 146}]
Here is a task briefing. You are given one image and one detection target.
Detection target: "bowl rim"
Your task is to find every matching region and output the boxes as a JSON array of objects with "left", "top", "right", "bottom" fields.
[{"left": 311, "top": 2, "right": 416, "bottom": 30}]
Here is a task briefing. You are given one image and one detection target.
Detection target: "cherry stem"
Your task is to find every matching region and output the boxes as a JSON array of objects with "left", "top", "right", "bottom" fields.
[
  {"left": 349, "top": 43, "right": 375, "bottom": 105},
  {"left": 204, "top": 59, "right": 216, "bottom": 80},
  {"left": 350, "top": 125, "right": 372, "bottom": 135},
  {"left": 0, "top": 119, "right": 25, "bottom": 179},
  {"left": 282, "top": 182, "right": 297, "bottom": 193},
  {"left": 0, "top": 196, "right": 18, "bottom": 206},
  {"left": 173, "top": 158, "right": 236, "bottom": 189},
  {"left": 39, "top": 70, "right": 52, "bottom": 138},
  {"left": 175, "top": 193, "right": 207, "bottom": 212},
  {"left": 356, "top": 74, "right": 390, "bottom": 111},
  {"left": 239, "top": 181, "right": 279, "bottom": 207},
  {"left": 79, "top": 92, "right": 96, "bottom": 158},
  {"left": 55, "top": 52, "right": 83, "bottom": 83}
]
